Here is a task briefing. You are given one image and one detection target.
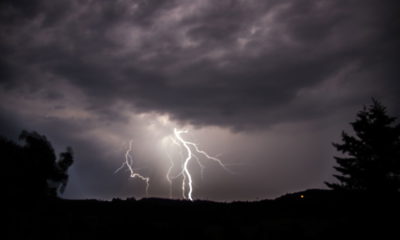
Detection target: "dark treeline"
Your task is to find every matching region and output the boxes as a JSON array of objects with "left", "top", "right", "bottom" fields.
[
  {"left": 5, "top": 190, "right": 400, "bottom": 240},
  {"left": 1, "top": 130, "right": 74, "bottom": 203}
]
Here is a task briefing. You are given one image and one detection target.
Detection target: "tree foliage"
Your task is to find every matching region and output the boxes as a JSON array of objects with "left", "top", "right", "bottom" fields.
[
  {"left": 0, "top": 130, "right": 74, "bottom": 200},
  {"left": 326, "top": 99, "right": 400, "bottom": 193}
]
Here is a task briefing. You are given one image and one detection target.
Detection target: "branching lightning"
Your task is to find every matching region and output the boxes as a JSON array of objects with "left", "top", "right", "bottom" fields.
[
  {"left": 174, "top": 128, "right": 194, "bottom": 200},
  {"left": 116, "top": 128, "right": 232, "bottom": 201},
  {"left": 168, "top": 128, "right": 232, "bottom": 201},
  {"left": 115, "top": 140, "right": 150, "bottom": 196}
]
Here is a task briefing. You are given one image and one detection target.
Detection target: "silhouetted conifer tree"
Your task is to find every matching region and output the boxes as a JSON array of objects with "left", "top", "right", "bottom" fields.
[{"left": 326, "top": 99, "right": 400, "bottom": 193}]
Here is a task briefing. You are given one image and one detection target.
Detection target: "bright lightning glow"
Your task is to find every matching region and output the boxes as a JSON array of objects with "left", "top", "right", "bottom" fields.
[
  {"left": 170, "top": 128, "right": 232, "bottom": 201},
  {"left": 188, "top": 142, "right": 234, "bottom": 174},
  {"left": 174, "top": 128, "right": 194, "bottom": 200},
  {"left": 117, "top": 127, "right": 232, "bottom": 201},
  {"left": 115, "top": 140, "right": 150, "bottom": 196}
]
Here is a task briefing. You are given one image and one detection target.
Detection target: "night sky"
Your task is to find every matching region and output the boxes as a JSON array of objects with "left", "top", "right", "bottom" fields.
[{"left": 1, "top": 0, "right": 399, "bottom": 201}]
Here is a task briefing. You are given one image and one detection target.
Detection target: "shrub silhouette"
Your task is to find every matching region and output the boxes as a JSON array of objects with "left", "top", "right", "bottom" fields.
[
  {"left": 1, "top": 130, "right": 74, "bottom": 200},
  {"left": 326, "top": 99, "right": 400, "bottom": 193}
]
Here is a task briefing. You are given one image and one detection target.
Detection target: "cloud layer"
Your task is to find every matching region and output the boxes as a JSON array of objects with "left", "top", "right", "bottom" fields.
[{"left": 2, "top": 0, "right": 399, "bottom": 129}]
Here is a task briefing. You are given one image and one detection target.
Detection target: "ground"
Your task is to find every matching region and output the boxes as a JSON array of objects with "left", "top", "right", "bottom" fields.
[{"left": 5, "top": 189, "right": 399, "bottom": 240}]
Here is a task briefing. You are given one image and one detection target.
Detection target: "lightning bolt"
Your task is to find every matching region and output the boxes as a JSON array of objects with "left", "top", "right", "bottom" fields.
[
  {"left": 174, "top": 128, "right": 194, "bottom": 200},
  {"left": 117, "top": 128, "right": 232, "bottom": 200},
  {"left": 171, "top": 128, "right": 232, "bottom": 201},
  {"left": 187, "top": 142, "right": 234, "bottom": 174},
  {"left": 115, "top": 140, "right": 150, "bottom": 197}
]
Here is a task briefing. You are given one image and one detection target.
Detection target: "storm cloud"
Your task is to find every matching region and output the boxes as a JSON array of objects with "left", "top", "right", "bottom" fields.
[{"left": 1, "top": 0, "right": 399, "bottom": 200}]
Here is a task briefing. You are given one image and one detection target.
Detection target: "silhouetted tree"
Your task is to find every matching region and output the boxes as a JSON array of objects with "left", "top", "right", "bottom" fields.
[
  {"left": 1, "top": 130, "right": 74, "bottom": 200},
  {"left": 48, "top": 147, "right": 74, "bottom": 196},
  {"left": 326, "top": 99, "right": 400, "bottom": 193}
]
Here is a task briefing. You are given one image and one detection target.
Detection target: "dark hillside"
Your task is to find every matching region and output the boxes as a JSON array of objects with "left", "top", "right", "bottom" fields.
[{"left": 5, "top": 190, "right": 399, "bottom": 240}]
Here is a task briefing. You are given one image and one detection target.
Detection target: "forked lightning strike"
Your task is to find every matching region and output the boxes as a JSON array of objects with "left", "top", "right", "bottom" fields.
[
  {"left": 171, "top": 128, "right": 232, "bottom": 201},
  {"left": 115, "top": 140, "right": 150, "bottom": 196},
  {"left": 174, "top": 128, "right": 194, "bottom": 200},
  {"left": 116, "top": 128, "right": 231, "bottom": 201}
]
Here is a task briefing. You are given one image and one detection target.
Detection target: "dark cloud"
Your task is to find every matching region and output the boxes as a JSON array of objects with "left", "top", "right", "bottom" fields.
[
  {"left": 2, "top": 0, "right": 399, "bottom": 130},
  {"left": 0, "top": 0, "right": 399, "bottom": 200}
]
